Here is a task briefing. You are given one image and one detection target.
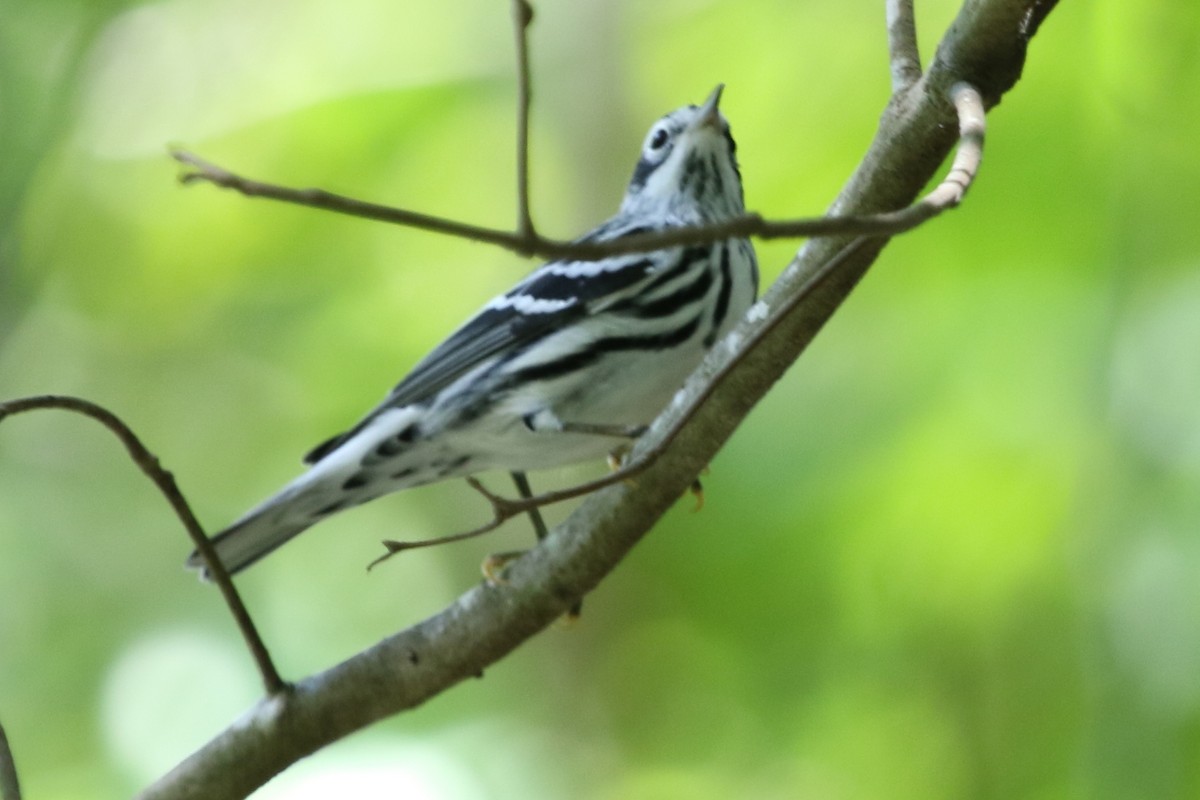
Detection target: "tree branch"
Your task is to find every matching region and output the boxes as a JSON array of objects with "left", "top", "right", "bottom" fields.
[
  {"left": 0, "top": 719, "right": 20, "bottom": 800},
  {"left": 137, "top": 0, "right": 1058, "bottom": 793},
  {"left": 887, "top": 0, "right": 922, "bottom": 94},
  {"left": 0, "top": 396, "right": 286, "bottom": 696}
]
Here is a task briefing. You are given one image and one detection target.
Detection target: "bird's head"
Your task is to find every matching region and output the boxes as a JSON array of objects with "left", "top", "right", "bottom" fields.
[{"left": 620, "top": 85, "right": 745, "bottom": 223}]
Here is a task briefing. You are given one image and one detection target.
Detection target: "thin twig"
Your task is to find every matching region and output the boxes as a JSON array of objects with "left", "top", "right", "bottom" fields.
[
  {"left": 171, "top": 106, "right": 973, "bottom": 264},
  {"left": 0, "top": 719, "right": 20, "bottom": 800},
  {"left": 368, "top": 82, "right": 986, "bottom": 560},
  {"left": 512, "top": 0, "right": 536, "bottom": 244},
  {"left": 886, "top": 0, "right": 922, "bottom": 95},
  {"left": 0, "top": 396, "right": 287, "bottom": 695},
  {"left": 367, "top": 477, "right": 516, "bottom": 567}
]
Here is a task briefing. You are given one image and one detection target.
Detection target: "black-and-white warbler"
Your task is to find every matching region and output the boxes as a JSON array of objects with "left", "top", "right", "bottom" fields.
[{"left": 188, "top": 85, "right": 758, "bottom": 577}]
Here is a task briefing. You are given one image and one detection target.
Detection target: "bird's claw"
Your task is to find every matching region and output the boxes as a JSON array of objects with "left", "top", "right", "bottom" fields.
[
  {"left": 607, "top": 446, "right": 639, "bottom": 487},
  {"left": 482, "top": 549, "right": 585, "bottom": 621},
  {"left": 481, "top": 549, "right": 527, "bottom": 585}
]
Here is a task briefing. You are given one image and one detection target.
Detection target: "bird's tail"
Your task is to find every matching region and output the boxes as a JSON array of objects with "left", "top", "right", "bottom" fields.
[
  {"left": 185, "top": 466, "right": 343, "bottom": 579},
  {"left": 186, "top": 406, "right": 431, "bottom": 578},
  {"left": 185, "top": 501, "right": 317, "bottom": 579}
]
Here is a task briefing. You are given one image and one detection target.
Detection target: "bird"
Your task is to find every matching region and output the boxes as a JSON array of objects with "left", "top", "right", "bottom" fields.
[{"left": 187, "top": 84, "right": 758, "bottom": 578}]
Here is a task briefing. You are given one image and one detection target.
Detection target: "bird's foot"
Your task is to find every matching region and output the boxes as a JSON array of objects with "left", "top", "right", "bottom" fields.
[{"left": 481, "top": 549, "right": 583, "bottom": 619}]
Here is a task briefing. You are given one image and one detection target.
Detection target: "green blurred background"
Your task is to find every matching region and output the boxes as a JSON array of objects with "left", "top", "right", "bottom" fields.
[{"left": 3, "top": 0, "right": 1200, "bottom": 797}]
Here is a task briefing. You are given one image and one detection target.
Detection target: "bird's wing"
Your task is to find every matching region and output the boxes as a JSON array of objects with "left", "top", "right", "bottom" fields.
[{"left": 303, "top": 221, "right": 680, "bottom": 464}]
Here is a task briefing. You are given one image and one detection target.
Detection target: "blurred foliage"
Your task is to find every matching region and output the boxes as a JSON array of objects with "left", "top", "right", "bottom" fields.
[{"left": 2, "top": 0, "right": 1199, "bottom": 798}]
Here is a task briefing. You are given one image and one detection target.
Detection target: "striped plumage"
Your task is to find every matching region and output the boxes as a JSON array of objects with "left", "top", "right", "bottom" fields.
[{"left": 188, "top": 85, "right": 758, "bottom": 577}]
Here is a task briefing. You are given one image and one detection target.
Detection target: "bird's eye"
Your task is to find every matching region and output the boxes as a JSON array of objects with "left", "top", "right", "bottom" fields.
[{"left": 648, "top": 128, "right": 670, "bottom": 151}]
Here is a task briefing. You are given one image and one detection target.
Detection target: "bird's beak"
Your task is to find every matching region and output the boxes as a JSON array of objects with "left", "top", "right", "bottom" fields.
[{"left": 692, "top": 84, "right": 725, "bottom": 131}]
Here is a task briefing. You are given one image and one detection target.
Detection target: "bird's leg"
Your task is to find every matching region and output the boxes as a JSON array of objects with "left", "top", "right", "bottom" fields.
[
  {"left": 479, "top": 471, "right": 545, "bottom": 580},
  {"left": 480, "top": 471, "right": 583, "bottom": 618},
  {"left": 511, "top": 470, "right": 549, "bottom": 541}
]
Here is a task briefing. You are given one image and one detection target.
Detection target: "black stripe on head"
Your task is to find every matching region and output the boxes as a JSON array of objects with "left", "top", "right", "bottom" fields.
[
  {"left": 627, "top": 116, "right": 686, "bottom": 193},
  {"left": 684, "top": 152, "right": 708, "bottom": 199},
  {"left": 707, "top": 153, "right": 724, "bottom": 200},
  {"left": 628, "top": 155, "right": 659, "bottom": 193}
]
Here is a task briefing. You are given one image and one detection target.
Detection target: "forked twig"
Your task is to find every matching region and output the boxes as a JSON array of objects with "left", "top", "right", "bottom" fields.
[
  {"left": 369, "top": 82, "right": 986, "bottom": 564},
  {"left": 0, "top": 396, "right": 286, "bottom": 695},
  {"left": 366, "top": 478, "right": 517, "bottom": 568}
]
